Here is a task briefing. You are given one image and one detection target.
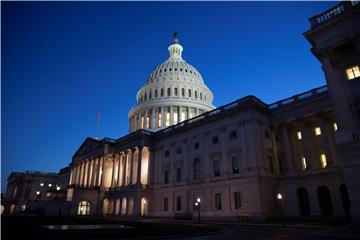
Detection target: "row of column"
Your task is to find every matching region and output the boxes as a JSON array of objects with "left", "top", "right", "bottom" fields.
[
  {"left": 131, "top": 106, "right": 203, "bottom": 131},
  {"left": 69, "top": 147, "right": 146, "bottom": 189}
]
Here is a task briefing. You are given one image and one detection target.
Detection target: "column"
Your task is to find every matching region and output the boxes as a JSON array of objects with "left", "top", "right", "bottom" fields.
[
  {"left": 281, "top": 125, "right": 295, "bottom": 173},
  {"left": 137, "top": 147, "right": 143, "bottom": 184},
  {"left": 152, "top": 108, "right": 156, "bottom": 129},
  {"left": 79, "top": 162, "right": 84, "bottom": 188},
  {"left": 187, "top": 107, "right": 190, "bottom": 120},
  {"left": 75, "top": 164, "right": 80, "bottom": 187},
  {"left": 170, "top": 106, "right": 174, "bottom": 125},
  {"left": 86, "top": 160, "right": 92, "bottom": 188},
  {"left": 83, "top": 161, "right": 89, "bottom": 187},
  {"left": 318, "top": 116, "right": 334, "bottom": 165},
  {"left": 160, "top": 107, "right": 164, "bottom": 127},
  {"left": 100, "top": 156, "right": 105, "bottom": 187},
  {"left": 69, "top": 169, "right": 73, "bottom": 186},
  {"left": 144, "top": 111, "right": 148, "bottom": 129},
  {"left": 93, "top": 158, "right": 98, "bottom": 187},
  {"left": 117, "top": 153, "right": 121, "bottom": 187},
  {"left": 111, "top": 154, "right": 116, "bottom": 188},
  {"left": 122, "top": 151, "right": 128, "bottom": 186},
  {"left": 90, "top": 158, "right": 96, "bottom": 187},
  {"left": 299, "top": 120, "right": 319, "bottom": 169},
  {"left": 129, "top": 149, "right": 135, "bottom": 184}
]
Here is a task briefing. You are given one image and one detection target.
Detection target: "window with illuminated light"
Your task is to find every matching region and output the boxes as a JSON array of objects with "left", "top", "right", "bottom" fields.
[
  {"left": 333, "top": 122, "right": 338, "bottom": 132},
  {"left": 320, "top": 153, "right": 327, "bottom": 168},
  {"left": 301, "top": 155, "right": 307, "bottom": 170},
  {"left": 78, "top": 201, "right": 91, "bottom": 216},
  {"left": 346, "top": 65, "right": 360, "bottom": 80},
  {"left": 297, "top": 131, "right": 302, "bottom": 140},
  {"left": 314, "top": 127, "right": 321, "bottom": 136},
  {"left": 146, "top": 116, "right": 150, "bottom": 129}
]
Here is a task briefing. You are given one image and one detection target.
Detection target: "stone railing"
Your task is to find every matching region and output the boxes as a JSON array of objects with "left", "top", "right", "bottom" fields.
[
  {"left": 309, "top": 1, "right": 359, "bottom": 28},
  {"left": 268, "top": 85, "right": 328, "bottom": 110}
]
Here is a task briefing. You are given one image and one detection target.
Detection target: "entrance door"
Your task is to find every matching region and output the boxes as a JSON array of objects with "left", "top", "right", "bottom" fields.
[
  {"left": 317, "top": 186, "right": 333, "bottom": 217},
  {"left": 297, "top": 188, "right": 310, "bottom": 216},
  {"left": 340, "top": 184, "right": 351, "bottom": 221}
]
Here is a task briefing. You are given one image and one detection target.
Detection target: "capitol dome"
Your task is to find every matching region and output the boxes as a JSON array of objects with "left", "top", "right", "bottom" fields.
[{"left": 128, "top": 32, "right": 215, "bottom": 132}]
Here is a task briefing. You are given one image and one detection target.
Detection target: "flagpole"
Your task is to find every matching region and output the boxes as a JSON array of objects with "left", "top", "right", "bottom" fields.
[{"left": 96, "top": 110, "right": 100, "bottom": 140}]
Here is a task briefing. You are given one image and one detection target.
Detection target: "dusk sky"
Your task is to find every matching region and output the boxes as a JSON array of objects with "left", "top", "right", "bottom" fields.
[{"left": 2, "top": 1, "right": 334, "bottom": 191}]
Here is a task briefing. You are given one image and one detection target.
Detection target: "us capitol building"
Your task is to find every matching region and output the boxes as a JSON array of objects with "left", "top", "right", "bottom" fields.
[{"left": 3, "top": 1, "right": 360, "bottom": 223}]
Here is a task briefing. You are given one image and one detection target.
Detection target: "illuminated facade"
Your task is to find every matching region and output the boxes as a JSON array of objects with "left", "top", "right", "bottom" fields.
[{"left": 4, "top": 1, "right": 360, "bottom": 222}]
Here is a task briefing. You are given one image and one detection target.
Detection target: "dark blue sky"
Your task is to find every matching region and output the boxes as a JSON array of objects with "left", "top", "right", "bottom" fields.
[{"left": 2, "top": 1, "right": 334, "bottom": 190}]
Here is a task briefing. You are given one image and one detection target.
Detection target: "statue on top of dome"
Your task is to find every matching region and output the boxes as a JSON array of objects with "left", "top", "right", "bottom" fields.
[{"left": 172, "top": 31, "right": 179, "bottom": 44}]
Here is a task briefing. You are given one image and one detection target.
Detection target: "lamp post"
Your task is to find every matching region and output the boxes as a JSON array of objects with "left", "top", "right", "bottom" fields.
[
  {"left": 277, "top": 193, "right": 285, "bottom": 226},
  {"left": 194, "top": 197, "right": 201, "bottom": 223}
]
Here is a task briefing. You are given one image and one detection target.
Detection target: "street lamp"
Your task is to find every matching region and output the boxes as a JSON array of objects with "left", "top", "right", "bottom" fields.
[
  {"left": 277, "top": 193, "right": 285, "bottom": 226},
  {"left": 195, "top": 197, "right": 201, "bottom": 223}
]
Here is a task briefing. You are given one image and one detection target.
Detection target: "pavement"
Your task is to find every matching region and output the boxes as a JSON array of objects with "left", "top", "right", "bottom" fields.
[{"left": 140, "top": 218, "right": 360, "bottom": 240}]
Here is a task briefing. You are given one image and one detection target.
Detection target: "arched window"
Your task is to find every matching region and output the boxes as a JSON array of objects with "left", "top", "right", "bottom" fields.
[
  {"left": 200, "top": 92, "right": 202, "bottom": 100},
  {"left": 188, "top": 89, "right": 192, "bottom": 98},
  {"left": 174, "top": 88, "right": 178, "bottom": 96},
  {"left": 317, "top": 186, "right": 333, "bottom": 217},
  {"left": 144, "top": 92, "right": 147, "bottom": 100},
  {"left": 167, "top": 88, "right": 171, "bottom": 96},
  {"left": 193, "top": 158, "right": 200, "bottom": 180},
  {"left": 149, "top": 91, "right": 152, "bottom": 99},
  {"left": 155, "top": 89, "right": 158, "bottom": 98},
  {"left": 297, "top": 188, "right": 310, "bottom": 216},
  {"left": 195, "top": 91, "right": 198, "bottom": 99},
  {"left": 182, "top": 88, "right": 185, "bottom": 97},
  {"left": 78, "top": 200, "right": 91, "bottom": 216},
  {"left": 161, "top": 89, "right": 164, "bottom": 97}
]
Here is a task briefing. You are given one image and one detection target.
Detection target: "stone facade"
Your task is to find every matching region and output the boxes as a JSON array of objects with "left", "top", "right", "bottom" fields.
[{"left": 4, "top": 1, "right": 360, "bottom": 222}]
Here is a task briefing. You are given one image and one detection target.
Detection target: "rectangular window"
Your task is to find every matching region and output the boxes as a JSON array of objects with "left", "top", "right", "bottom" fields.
[
  {"left": 176, "top": 168, "right": 181, "bottom": 183},
  {"left": 346, "top": 65, "right": 360, "bottom": 80},
  {"left": 234, "top": 192, "right": 242, "bottom": 209},
  {"left": 333, "top": 122, "right": 338, "bottom": 132},
  {"left": 315, "top": 127, "right": 321, "bottom": 136},
  {"left": 297, "top": 131, "right": 302, "bottom": 140},
  {"left": 182, "top": 88, "right": 185, "bottom": 97},
  {"left": 229, "top": 131, "right": 237, "bottom": 140},
  {"left": 165, "top": 112, "right": 170, "bottom": 126},
  {"left": 232, "top": 155, "right": 240, "bottom": 174},
  {"left": 161, "top": 89, "right": 164, "bottom": 97},
  {"left": 195, "top": 91, "right": 198, "bottom": 99},
  {"left": 215, "top": 193, "right": 221, "bottom": 210},
  {"left": 173, "top": 112, "right": 178, "bottom": 125},
  {"left": 194, "top": 142, "right": 199, "bottom": 149},
  {"left": 176, "top": 146, "right": 182, "bottom": 154},
  {"left": 158, "top": 112, "right": 162, "bottom": 127},
  {"left": 164, "top": 170, "right": 169, "bottom": 184},
  {"left": 188, "top": 89, "right": 192, "bottom": 98},
  {"left": 268, "top": 156, "right": 274, "bottom": 173},
  {"left": 167, "top": 88, "right": 171, "bottom": 96},
  {"left": 164, "top": 150, "right": 170, "bottom": 157},
  {"left": 301, "top": 155, "right": 307, "bottom": 170},
  {"left": 320, "top": 154, "right": 327, "bottom": 168},
  {"left": 163, "top": 197, "right": 168, "bottom": 211},
  {"left": 175, "top": 88, "right": 178, "bottom": 96},
  {"left": 212, "top": 136, "right": 219, "bottom": 144},
  {"left": 193, "top": 159, "right": 200, "bottom": 180},
  {"left": 176, "top": 196, "right": 182, "bottom": 211},
  {"left": 213, "top": 160, "right": 220, "bottom": 177}
]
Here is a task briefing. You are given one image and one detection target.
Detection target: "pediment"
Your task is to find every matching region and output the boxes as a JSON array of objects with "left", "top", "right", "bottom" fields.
[{"left": 73, "top": 137, "right": 103, "bottom": 159}]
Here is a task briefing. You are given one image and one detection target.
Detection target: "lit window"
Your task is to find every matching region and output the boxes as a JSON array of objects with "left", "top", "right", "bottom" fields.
[
  {"left": 141, "top": 117, "right": 144, "bottom": 129},
  {"left": 165, "top": 112, "right": 170, "bottom": 126},
  {"left": 297, "top": 131, "right": 302, "bottom": 140},
  {"left": 158, "top": 112, "right": 162, "bottom": 127},
  {"left": 301, "top": 156, "right": 307, "bottom": 170},
  {"left": 346, "top": 65, "right": 360, "bottom": 80},
  {"left": 173, "top": 112, "right": 178, "bottom": 125},
  {"left": 320, "top": 154, "right": 327, "bottom": 168},
  {"left": 48, "top": 184, "right": 52, "bottom": 187},
  {"left": 333, "top": 122, "right": 338, "bottom": 132},
  {"left": 314, "top": 127, "right": 321, "bottom": 136},
  {"left": 40, "top": 183, "right": 44, "bottom": 187}
]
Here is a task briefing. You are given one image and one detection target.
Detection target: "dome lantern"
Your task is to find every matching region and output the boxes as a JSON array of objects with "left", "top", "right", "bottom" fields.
[{"left": 168, "top": 31, "right": 183, "bottom": 59}]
